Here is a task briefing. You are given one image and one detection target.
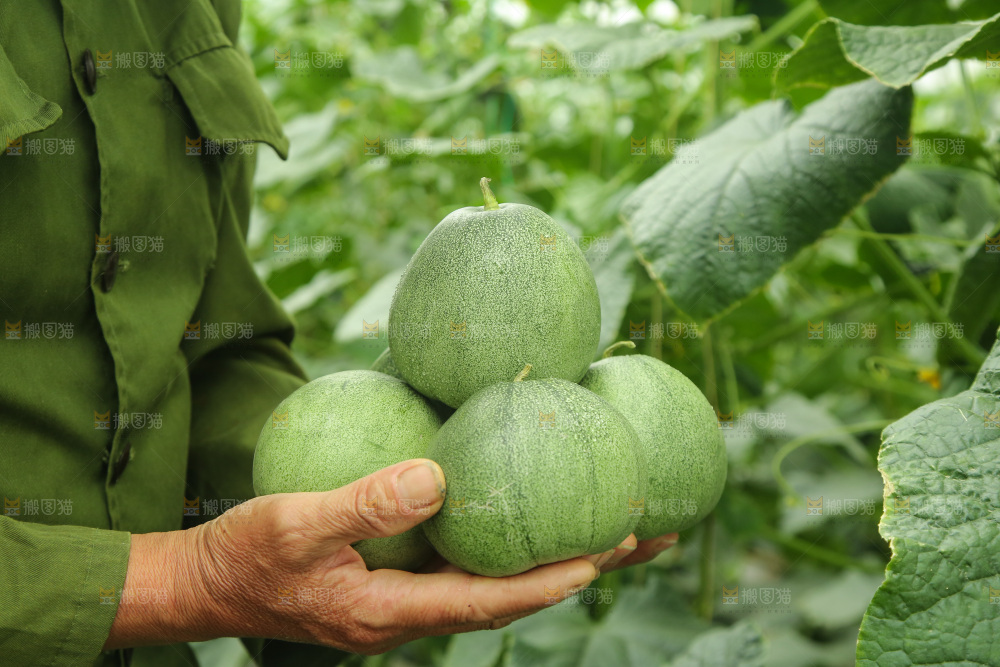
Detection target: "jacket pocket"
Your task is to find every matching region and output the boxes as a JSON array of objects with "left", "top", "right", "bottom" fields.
[
  {"left": 0, "top": 44, "right": 62, "bottom": 153},
  {"left": 163, "top": 41, "right": 288, "bottom": 160}
]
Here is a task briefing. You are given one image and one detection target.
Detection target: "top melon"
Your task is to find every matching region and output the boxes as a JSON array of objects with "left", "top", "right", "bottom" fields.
[{"left": 388, "top": 178, "right": 601, "bottom": 408}]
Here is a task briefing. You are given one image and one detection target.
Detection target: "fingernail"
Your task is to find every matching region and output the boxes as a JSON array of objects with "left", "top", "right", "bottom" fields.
[
  {"left": 653, "top": 535, "right": 678, "bottom": 551},
  {"left": 583, "top": 549, "right": 615, "bottom": 571},
  {"left": 619, "top": 543, "right": 637, "bottom": 552},
  {"left": 397, "top": 461, "right": 445, "bottom": 501}
]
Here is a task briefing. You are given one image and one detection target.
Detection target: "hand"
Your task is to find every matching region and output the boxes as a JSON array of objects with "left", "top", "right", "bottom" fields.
[
  {"left": 105, "top": 459, "right": 602, "bottom": 653},
  {"left": 601, "top": 532, "right": 679, "bottom": 572}
]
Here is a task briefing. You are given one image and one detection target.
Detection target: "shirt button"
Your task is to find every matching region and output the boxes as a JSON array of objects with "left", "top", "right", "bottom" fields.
[
  {"left": 101, "top": 250, "right": 119, "bottom": 292},
  {"left": 110, "top": 440, "right": 132, "bottom": 485},
  {"left": 83, "top": 49, "right": 97, "bottom": 95}
]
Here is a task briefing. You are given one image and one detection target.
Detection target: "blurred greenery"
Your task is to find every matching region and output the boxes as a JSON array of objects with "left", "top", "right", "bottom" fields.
[{"left": 210, "top": 0, "right": 1000, "bottom": 664}]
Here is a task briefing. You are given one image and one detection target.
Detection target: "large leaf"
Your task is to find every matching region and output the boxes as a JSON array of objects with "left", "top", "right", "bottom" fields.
[
  {"left": 819, "top": 0, "right": 998, "bottom": 25},
  {"left": 333, "top": 267, "right": 405, "bottom": 343},
  {"left": 666, "top": 621, "right": 764, "bottom": 667},
  {"left": 780, "top": 13, "right": 1000, "bottom": 90},
  {"left": 587, "top": 228, "right": 635, "bottom": 357},
  {"left": 442, "top": 630, "right": 510, "bottom": 667},
  {"left": 351, "top": 47, "right": 499, "bottom": 102},
  {"left": 856, "top": 328, "right": 1000, "bottom": 665},
  {"left": 505, "top": 581, "right": 706, "bottom": 667},
  {"left": 508, "top": 17, "right": 757, "bottom": 72},
  {"left": 620, "top": 78, "right": 912, "bottom": 321}
]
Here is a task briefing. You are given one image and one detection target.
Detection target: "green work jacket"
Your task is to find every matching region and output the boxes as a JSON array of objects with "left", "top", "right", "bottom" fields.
[{"left": 0, "top": 2, "right": 345, "bottom": 665}]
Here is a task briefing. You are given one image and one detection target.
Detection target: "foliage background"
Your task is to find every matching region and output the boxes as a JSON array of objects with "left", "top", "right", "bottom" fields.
[{"left": 198, "top": 0, "right": 1000, "bottom": 664}]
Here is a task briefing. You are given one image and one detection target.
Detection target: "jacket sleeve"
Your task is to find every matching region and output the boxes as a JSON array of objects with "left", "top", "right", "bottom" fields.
[{"left": 0, "top": 517, "right": 130, "bottom": 665}]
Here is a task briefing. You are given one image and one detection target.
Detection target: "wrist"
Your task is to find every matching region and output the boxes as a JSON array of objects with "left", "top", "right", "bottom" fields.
[{"left": 103, "top": 529, "right": 222, "bottom": 649}]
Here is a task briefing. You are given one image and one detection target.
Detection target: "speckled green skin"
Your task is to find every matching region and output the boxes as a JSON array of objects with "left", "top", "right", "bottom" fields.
[
  {"left": 388, "top": 202, "right": 601, "bottom": 408},
  {"left": 253, "top": 370, "right": 443, "bottom": 571},
  {"left": 422, "top": 378, "right": 645, "bottom": 577},
  {"left": 579, "top": 355, "right": 727, "bottom": 539},
  {"left": 371, "top": 348, "right": 403, "bottom": 378},
  {"left": 371, "top": 348, "right": 455, "bottom": 421}
]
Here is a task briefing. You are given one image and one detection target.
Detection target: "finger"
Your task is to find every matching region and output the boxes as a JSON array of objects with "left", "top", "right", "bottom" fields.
[
  {"left": 362, "top": 557, "right": 598, "bottom": 633},
  {"left": 290, "top": 459, "right": 446, "bottom": 554},
  {"left": 418, "top": 607, "right": 539, "bottom": 639},
  {"left": 606, "top": 533, "right": 678, "bottom": 570},
  {"left": 600, "top": 533, "right": 639, "bottom": 572}
]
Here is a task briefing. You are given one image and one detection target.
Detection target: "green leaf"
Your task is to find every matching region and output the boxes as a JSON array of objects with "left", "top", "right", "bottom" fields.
[
  {"left": 506, "top": 581, "right": 706, "bottom": 667},
  {"left": 780, "top": 13, "right": 1000, "bottom": 90},
  {"left": 282, "top": 268, "right": 356, "bottom": 314},
  {"left": 795, "top": 571, "right": 885, "bottom": 632},
  {"left": 351, "top": 47, "right": 499, "bottom": 102},
  {"left": 946, "top": 239, "right": 1000, "bottom": 351},
  {"left": 587, "top": 229, "right": 636, "bottom": 358},
  {"left": 819, "top": 0, "right": 998, "bottom": 25},
  {"left": 442, "top": 630, "right": 509, "bottom": 667},
  {"left": 508, "top": 17, "right": 757, "bottom": 71},
  {"left": 666, "top": 621, "right": 764, "bottom": 667},
  {"left": 525, "top": 0, "right": 576, "bottom": 18},
  {"left": 856, "top": 328, "right": 1000, "bottom": 666},
  {"left": 620, "top": 78, "right": 912, "bottom": 321},
  {"left": 334, "top": 267, "right": 405, "bottom": 343},
  {"left": 818, "top": 0, "right": 952, "bottom": 26},
  {"left": 864, "top": 165, "right": 958, "bottom": 235}
]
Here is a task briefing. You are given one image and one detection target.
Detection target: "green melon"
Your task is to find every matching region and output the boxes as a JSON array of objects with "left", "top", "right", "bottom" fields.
[
  {"left": 422, "top": 376, "right": 645, "bottom": 577},
  {"left": 371, "top": 347, "right": 403, "bottom": 379},
  {"left": 371, "top": 348, "right": 455, "bottom": 421},
  {"left": 253, "top": 370, "right": 442, "bottom": 571},
  {"left": 388, "top": 178, "right": 601, "bottom": 408},
  {"left": 579, "top": 352, "right": 727, "bottom": 539}
]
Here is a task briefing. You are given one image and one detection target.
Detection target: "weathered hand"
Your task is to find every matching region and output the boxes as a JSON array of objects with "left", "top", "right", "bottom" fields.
[
  {"left": 180, "top": 459, "right": 601, "bottom": 654},
  {"left": 601, "top": 532, "right": 679, "bottom": 572}
]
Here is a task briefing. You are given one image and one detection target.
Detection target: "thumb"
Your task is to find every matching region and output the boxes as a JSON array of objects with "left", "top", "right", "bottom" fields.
[{"left": 317, "top": 459, "right": 446, "bottom": 548}]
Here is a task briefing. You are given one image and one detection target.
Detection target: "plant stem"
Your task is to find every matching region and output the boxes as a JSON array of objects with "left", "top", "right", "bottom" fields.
[
  {"left": 513, "top": 363, "right": 532, "bottom": 382},
  {"left": 851, "top": 212, "right": 986, "bottom": 367},
  {"left": 651, "top": 291, "right": 663, "bottom": 360},
  {"left": 771, "top": 420, "right": 891, "bottom": 499},
  {"left": 701, "top": 323, "right": 718, "bottom": 408},
  {"left": 747, "top": 0, "right": 819, "bottom": 53},
  {"left": 958, "top": 60, "right": 983, "bottom": 138},
  {"left": 602, "top": 341, "right": 636, "bottom": 358},
  {"left": 735, "top": 290, "right": 882, "bottom": 355},
  {"left": 696, "top": 512, "right": 716, "bottom": 621},
  {"left": 718, "top": 327, "right": 739, "bottom": 413},
  {"left": 759, "top": 524, "right": 885, "bottom": 574},
  {"left": 695, "top": 323, "right": 718, "bottom": 621},
  {"left": 702, "top": 0, "right": 723, "bottom": 126},
  {"left": 835, "top": 228, "right": 974, "bottom": 247},
  {"left": 480, "top": 177, "right": 499, "bottom": 210}
]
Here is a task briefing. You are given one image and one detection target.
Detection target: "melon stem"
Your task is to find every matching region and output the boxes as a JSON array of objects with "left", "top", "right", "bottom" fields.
[
  {"left": 480, "top": 177, "right": 500, "bottom": 210},
  {"left": 513, "top": 363, "right": 532, "bottom": 382},
  {"left": 602, "top": 341, "right": 636, "bottom": 358}
]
